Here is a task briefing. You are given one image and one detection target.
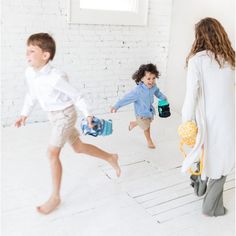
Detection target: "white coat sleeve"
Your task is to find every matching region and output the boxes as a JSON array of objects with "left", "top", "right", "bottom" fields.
[{"left": 182, "top": 58, "right": 200, "bottom": 122}]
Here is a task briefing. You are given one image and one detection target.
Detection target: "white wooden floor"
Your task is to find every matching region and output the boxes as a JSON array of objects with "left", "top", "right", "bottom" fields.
[{"left": 2, "top": 110, "right": 235, "bottom": 236}]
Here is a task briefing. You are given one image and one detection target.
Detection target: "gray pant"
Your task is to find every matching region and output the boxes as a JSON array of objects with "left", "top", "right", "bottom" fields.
[{"left": 202, "top": 175, "right": 227, "bottom": 216}]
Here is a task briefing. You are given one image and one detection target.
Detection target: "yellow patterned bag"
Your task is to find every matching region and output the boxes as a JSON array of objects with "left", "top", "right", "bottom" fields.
[{"left": 178, "top": 121, "right": 203, "bottom": 175}]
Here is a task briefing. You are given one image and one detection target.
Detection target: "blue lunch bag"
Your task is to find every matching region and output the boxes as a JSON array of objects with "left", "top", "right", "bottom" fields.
[{"left": 81, "top": 117, "right": 113, "bottom": 137}]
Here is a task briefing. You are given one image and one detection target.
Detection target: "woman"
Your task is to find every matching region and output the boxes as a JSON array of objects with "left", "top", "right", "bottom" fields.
[{"left": 182, "top": 17, "right": 235, "bottom": 216}]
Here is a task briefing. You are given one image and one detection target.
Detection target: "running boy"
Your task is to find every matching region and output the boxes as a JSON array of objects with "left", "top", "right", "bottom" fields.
[{"left": 15, "top": 33, "right": 121, "bottom": 214}]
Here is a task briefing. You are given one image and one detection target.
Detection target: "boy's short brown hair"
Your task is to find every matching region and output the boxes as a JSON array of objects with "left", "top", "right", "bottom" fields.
[{"left": 27, "top": 33, "right": 56, "bottom": 60}]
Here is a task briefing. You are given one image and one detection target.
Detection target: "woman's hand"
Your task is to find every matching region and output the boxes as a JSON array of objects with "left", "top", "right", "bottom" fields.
[
  {"left": 15, "top": 116, "right": 27, "bottom": 128},
  {"left": 110, "top": 107, "right": 117, "bottom": 113}
]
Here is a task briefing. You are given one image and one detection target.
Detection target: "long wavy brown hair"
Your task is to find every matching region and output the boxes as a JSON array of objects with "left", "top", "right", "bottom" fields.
[{"left": 186, "top": 17, "right": 235, "bottom": 68}]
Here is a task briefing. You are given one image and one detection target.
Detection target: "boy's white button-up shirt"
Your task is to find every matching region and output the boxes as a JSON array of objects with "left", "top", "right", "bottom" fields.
[{"left": 21, "top": 63, "right": 91, "bottom": 117}]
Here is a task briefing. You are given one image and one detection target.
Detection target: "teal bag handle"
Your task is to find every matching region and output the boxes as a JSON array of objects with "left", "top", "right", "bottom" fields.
[{"left": 158, "top": 100, "right": 169, "bottom": 106}]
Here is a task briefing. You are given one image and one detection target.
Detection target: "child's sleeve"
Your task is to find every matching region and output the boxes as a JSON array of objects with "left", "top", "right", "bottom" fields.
[
  {"left": 54, "top": 74, "right": 92, "bottom": 117},
  {"left": 21, "top": 70, "right": 37, "bottom": 116},
  {"left": 154, "top": 87, "right": 167, "bottom": 100},
  {"left": 113, "top": 89, "right": 138, "bottom": 111},
  {"left": 21, "top": 93, "right": 37, "bottom": 117},
  {"left": 182, "top": 57, "right": 200, "bottom": 122}
]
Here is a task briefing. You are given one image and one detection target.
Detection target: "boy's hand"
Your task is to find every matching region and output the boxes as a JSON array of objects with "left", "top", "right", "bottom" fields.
[
  {"left": 87, "top": 116, "right": 94, "bottom": 128},
  {"left": 15, "top": 116, "right": 27, "bottom": 128},
  {"left": 110, "top": 107, "right": 117, "bottom": 113}
]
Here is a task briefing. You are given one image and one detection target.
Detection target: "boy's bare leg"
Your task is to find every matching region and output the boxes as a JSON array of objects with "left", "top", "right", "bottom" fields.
[
  {"left": 144, "top": 128, "right": 156, "bottom": 148},
  {"left": 37, "top": 146, "right": 62, "bottom": 214},
  {"left": 72, "top": 138, "right": 121, "bottom": 177},
  {"left": 129, "top": 121, "right": 137, "bottom": 131}
]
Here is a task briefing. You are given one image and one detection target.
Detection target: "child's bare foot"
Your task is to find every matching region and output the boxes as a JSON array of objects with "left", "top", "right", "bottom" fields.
[
  {"left": 37, "top": 196, "right": 61, "bottom": 215},
  {"left": 147, "top": 142, "right": 156, "bottom": 149},
  {"left": 128, "top": 122, "right": 136, "bottom": 131},
  {"left": 108, "top": 154, "right": 121, "bottom": 177}
]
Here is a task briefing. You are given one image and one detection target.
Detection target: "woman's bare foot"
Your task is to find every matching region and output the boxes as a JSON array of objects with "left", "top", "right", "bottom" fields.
[
  {"left": 128, "top": 121, "right": 136, "bottom": 131},
  {"left": 147, "top": 142, "right": 156, "bottom": 149},
  {"left": 37, "top": 196, "right": 61, "bottom": 215},
  {"left": 108, "top": 154, "right": 121, "bottom": 177}
]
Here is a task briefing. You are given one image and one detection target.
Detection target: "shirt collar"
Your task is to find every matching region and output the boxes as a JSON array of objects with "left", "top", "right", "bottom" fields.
[
  {"left": 139, "top": 82, "right": 156, "bottom": 90},
  {"left": 32, "top": 62, "right": 52, "bottom": 76},
  {"left": 140, "top": 82, "right": 149, "bottom": 90}
]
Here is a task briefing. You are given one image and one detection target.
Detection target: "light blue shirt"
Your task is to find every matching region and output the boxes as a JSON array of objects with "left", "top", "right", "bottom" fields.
[{"left": 113, "top": 83, "right": 167, "bottom": 118}]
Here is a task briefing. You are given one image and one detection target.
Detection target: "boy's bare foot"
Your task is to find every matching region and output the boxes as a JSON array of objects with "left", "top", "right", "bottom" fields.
[
  {"left": 108, "top": 154, "right": 121, "bottom": 177},
  {"left": 128, "top": 122, "right": 136, "bottom": 131},
  {"left": 148, "top": 142, "right": 156, "bottom": 149},
  {"left": 37, "top": 196, "right": 61, "bottom": 215}
]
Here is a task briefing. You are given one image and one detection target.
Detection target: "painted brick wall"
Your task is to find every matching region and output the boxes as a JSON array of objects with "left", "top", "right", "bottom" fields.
[{"left": 1, "top": 0, "right": 172, "bottom": 126}]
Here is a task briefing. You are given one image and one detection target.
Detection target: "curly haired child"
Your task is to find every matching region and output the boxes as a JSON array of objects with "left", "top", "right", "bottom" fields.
[{"left": 111, "top": 63, "right": 168, "bottom": 149}]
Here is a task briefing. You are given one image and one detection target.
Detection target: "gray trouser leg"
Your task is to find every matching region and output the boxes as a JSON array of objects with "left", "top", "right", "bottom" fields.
[{"left": 202, "top": 175, "right": 227, "bottom": 216}]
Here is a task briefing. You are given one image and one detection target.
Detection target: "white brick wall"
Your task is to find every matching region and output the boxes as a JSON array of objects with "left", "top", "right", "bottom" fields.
[{"left": 1, "top": 0, "right": 172, "bottom": 126}]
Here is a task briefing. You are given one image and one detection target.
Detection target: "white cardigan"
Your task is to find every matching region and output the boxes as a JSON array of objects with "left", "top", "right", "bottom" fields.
[{"left": 181, "top": 51, "right": 235, "bottom": 179}]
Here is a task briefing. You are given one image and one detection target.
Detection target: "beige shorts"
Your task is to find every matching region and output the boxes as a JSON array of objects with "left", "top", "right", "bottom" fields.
[
  {"left": 48, "top": 105, "right": 80, "bottom": 148},
  {"left": 136, "top": 117, "right": 153, "bottom": 131}
]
